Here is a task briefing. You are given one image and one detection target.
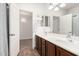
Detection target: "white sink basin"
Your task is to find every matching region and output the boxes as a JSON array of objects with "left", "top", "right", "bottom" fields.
[
  {"left": 37, "top": 32, "right": 79, "bottom": 47},
  {"left": 46, "top": 34, "right": 79, "bottom": 45},
  {"left": 54, "top": 37, "right": 79, "bottom": 45}
]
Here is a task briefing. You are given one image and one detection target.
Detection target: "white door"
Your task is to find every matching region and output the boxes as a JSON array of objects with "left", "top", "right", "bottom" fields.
[{"left": 9, "top": 4, "right": 20, "bottom": 56}]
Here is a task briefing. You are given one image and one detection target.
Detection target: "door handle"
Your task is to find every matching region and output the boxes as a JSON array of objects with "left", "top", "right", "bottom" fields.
[{"left": 9, "top": 34, "right": 15, "bottom": 36}]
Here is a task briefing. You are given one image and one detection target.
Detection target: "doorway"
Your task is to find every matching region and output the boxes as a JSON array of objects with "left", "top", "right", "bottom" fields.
[
  {"left": 19, "top": 10, "right": 32, "bottom": 50},
  {"left": 18, "top": 10, "right": 39, "bottom": 56}
]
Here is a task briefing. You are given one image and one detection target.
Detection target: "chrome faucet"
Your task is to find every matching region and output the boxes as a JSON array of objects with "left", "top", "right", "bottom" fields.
[
  {"left": 66, "top": 32, "right": 72, "bottom": 42},
  {"left": 66, "top": 32, "right": 72, "bottom": 38},
  {"left": 44, "top": 31, "right": 47, "bottom": 35}
]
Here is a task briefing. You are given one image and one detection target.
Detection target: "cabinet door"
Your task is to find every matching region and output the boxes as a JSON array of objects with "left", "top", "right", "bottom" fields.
[
  {"left": 46, "top": 41, "right": 55, "bottom": 56},
  {"left": 56, "top": 46, "right": 76, "bottom": 56},
  {"left": 42, "top": 44, "right": 46, "bottom": 56},
  {"left": 42, "top": 39, "right": 46, "bottom": 56},
  {"left": 35, "top": 36, "right": 39, "bottom": 50},
  {"left": 38, "top": 37, "right": 42, "bottom": 55},
  {"left": 35, "top": 35, "right": 42, "bottom": 55}
]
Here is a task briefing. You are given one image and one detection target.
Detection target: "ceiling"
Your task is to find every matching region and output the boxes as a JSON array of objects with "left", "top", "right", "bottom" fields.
[
  {"left": 14, "top": 3, "right": 79, "bottom": 11},
  {"left": 45, "top": 3, "right": 79, "bottom": 10},
  {"left": 61, "top": 3, "right": 79, "bottom": 10}
]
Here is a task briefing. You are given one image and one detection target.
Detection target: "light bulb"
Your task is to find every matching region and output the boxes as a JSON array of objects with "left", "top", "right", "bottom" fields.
[
  {"left": 48, "top": 3, "right": 53, "bottom": 10},
  {"left": 21, "top": 18, "right": 26, "bottom": 23},
  {"left": 48, "top": 5, "right": 53, "bottom": 10},
  {"left": 53, "top": 3, "right": 59, "bottom": 6},
  {"left": 59, "top": 3, "right": 66, "bottom": 7},
  {"left": 54, "top": 7, "right": 59, "bottom": 11}
]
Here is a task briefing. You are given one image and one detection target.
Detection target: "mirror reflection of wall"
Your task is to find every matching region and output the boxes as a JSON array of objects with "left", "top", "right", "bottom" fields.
[
  {"left": 60, "top": 14, "right": 72, "bottom": 35},
  {"left": 65, "top": 4, "right": 79, "bottom": 36},
  {"left": 52, "top": 14, "right": 72, "bottom": 35},
  {"left": 72, "top": 14, "right": 79, "bottom": 36}
]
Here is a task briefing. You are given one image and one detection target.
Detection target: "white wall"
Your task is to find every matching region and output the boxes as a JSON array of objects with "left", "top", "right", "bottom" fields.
[{"left": 20, "top": 11, "right": 32, "bottom": 40}]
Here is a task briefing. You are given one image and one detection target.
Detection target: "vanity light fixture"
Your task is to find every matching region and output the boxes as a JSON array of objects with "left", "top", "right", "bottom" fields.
[
  {"left": 48, "top": 3, "right": 66, "bottom": 11},
  {"left": 21, "top": 18, "right": 26, "bottom": 23},
  {"left": 54, "top": 7, "right": 59, "bottom": 11},
  {"left": 59, "top": 3, "right": 66, "bottom": 8},
  {"left": 48, "top": 3, "right": 53, "bottom": 10}
]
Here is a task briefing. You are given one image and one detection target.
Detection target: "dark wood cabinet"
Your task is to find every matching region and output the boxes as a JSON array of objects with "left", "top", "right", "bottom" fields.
[
  {"left": 35, "top": 35, "right": 42, "bottom": 55},
  {"left": 38, "top": 37, "right": 42, "bottom": 55},
  {"left": 35, "top": 35, "right": 39, "bottom": 50},
  {"left": 36, "top": 35, "right": 46, "bottom": 56},
  {"left": 35, "top": 35, "right": 76, "bottom": 56},
  {"left": 56, "top": 46, "right": 76, "bottom": 56},
  {"left": 46, "top": 41, "right": 55, "bottom": 56},
  {"left": 42, "top": 39, "right": 46, "bottom": 56}
]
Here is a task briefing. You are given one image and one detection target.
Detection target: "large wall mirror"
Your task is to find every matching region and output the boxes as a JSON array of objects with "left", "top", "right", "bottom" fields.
[
  {"left": 40, "top": 3, "right": 79, "bottom": 37},
  {"left": 52, "top": 3, "right": 79, "bottom": 37},
  {"left": 52, "top": 13, "right": 79, "bottom": 36}
]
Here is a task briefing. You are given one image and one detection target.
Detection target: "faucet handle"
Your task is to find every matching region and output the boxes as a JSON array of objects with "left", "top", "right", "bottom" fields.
[
  {"left": 69, "top": 32, "right": 72, "bottom": 34},
  {"left": 66, "top": 32, "right": 72, "bottom": 38},
  {"left": 68, "top": 32, "right": 72, "bottom": 35}
]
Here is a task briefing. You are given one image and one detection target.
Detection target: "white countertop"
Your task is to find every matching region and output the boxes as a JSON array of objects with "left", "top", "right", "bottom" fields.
[{"left": 36, "top": 32, "right": 79, "bottom": 56}]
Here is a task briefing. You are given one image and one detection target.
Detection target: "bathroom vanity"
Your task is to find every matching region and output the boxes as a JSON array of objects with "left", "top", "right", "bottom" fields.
[
  {"left": 35, "top": 33, "right": 79, "bottom": 56},
  {"left": 35, "top": 13, "right": 79, "bottom": 56}
]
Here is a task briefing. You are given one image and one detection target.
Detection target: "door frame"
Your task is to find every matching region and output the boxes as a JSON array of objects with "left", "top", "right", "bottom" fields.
[
  {"left": 6, "top": 3, "right": 10, "bottom": 56},
  {"left": 19, "top": 9, "right": 33, "bottom": 49}
]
